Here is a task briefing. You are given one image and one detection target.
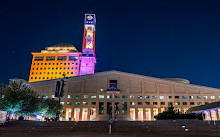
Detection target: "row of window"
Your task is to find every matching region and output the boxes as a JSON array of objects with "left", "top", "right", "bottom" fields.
[
  {"left": 43, "top": 95, "right": 218, "bottom": 100},
  {"left": 62, "top": 101, "right": 205, "bottom": 106},
  {"left": 33, "top": 62, "right": 78, "bottom": 66},
  {"left": 31, "top": 71, "right": 77, "bottom": 75},
  {"left": 34, "top": 56, "right": 78, "bottom": 61},
  {"left": 32, "top": 67, "right": 78, "bottom": 70},
  {"left": 47, "top": 48, "right": 75, "bottom": 51},
  {"left": 31, "top": 75, "right": 77, "bottom": 80}
]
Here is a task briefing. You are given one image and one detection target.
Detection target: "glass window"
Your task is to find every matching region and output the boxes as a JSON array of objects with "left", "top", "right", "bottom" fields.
[
  {"left": 160, "top": 96, "right": 164, "bottom": 99},
  {"left": 137, "top": 96, "right": 142, "bottom": 99},
  {"left": 99, "top": 95, "right": 104, "bottom": 99},
  {"left": 57, "top": 56, "right": 66, "bottom": 61},
  {"left": 67, "top": 102, "right": 72, "bottom": 105},
  {"left": 43, "top": 95, "right": 48, "bottom": 98},
  {"left": 107, "top": 95, "right": 112, "bottom": 98},
  {"left": 153, "top": 102, "right": 158, "bottom": 105},
  {"left": 168, "top": 102, "right": 173, "bottom": 105},
  {"left": 122, "top": 102, "right": 127, "bottom": 114},
  {"left": 122, "top": 95, "right": 127, "bottom": 98},
  {"left": 152, "top": 96, "right": 157, "bottom": 99},
  {"left": 83, "top": 102, "right": 88, "bottom": 105},
  {"left": 183, "top": 102, "right": 187, "bottom": 105},
  {"left": 145, "top": 96, "right": 150, "bottom": 99},
  {"left": 189, "top": 96, "right": 194, "bottom": 99},
  {"left": 51, "top": 95, "right": 55, "bottom": 98},
  {"left": 75, "top": 102, "right": 80, "bottom": 105},
  {"left": 138, "top": 102, "right": 142, "bottom": 105},
  {"left": 99, "top": 102, "right": 104, "bottom": 115},
  {"left": 91, "top": 102, "right": 96, "bottom": 105},
  {"left": 74, "top": 57, "right": 78, "bottom": 61},
  {"left": 34, "top": 56, "right": 44, "bottom": 61},
  {"left": 46, "top": 56, "right": 55, "bottom": 61},
  {"left": 175, "top": 96, "right": 179, "bottom": 99},
  {"left": 161, "top": 102, "right": 165, "bottom": 105},
  {"left": 130, "top": 102, "right": 135, "bottom": 105},
  {"left": 130, "top": 95, "right": 135, "bottom": 99},
  {"left": 190, "top": 102, "right": 195, "bottom": 105},
  {"left": 84, "top": 95, "right": 89, "bottom": 98},
  {"left": 69, "top": 56, "right": 74, "bottom": 61},
  {"left": 76, "top": 95, "right": 80, "bottom": 99},
  {"left": 182, "top": 96, "right": 187, "bottom": 99},
  {"left": 175, "top": 102, "right": 180, "bottom": 105},
  {"left": 67, "top": 95, "right": 72, "bottom": 98},
  {"left": 196, "top": 96, "right": 201, "bottom": 99},
  {"left": 203, "top": 96, "right": 208, "bottom": 99},
  {"left": 210, "top": 96, "right": 215, "bottom": 99},
  {"left": 145, "top": 102, "right": 150, "bottom": 105},
  {"left": 91, "top": 95, "right": 96, "bottom": 98},
  {"left": 60, "top": 102, "right": 64, "bottom": 105},
  {"left": 115, "top": 95, "right": 120, "bottom": 98},
  {"left": 197, "top": 102, "right": 202, "bottom": 105}
]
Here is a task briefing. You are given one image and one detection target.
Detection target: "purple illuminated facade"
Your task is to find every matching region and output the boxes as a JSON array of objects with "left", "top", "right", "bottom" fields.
[{"left": 80, "top": 14, "right": 96, "bottom": 75}]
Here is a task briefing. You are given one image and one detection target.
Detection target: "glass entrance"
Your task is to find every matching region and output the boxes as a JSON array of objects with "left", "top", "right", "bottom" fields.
[
  {"left": 74, "top": 108, "right": 80, "bottom": 121},
  {"left": 66, "top": 108, "right": 72, "bottom": 121},
  {"left": 130, "top": 108, "right": 135, "bottom": 121},
  {"left": 153, "top": 108, "right": 158, "bottom": 120},
  {"left": 138, "top": 108, "right": 143, "bottom": 121},
  {"left": 82, "top": 108, "right": 88, "bottom": 121},
  {"left": 145, "top": 108, "right": 151, "bottom": 121},
  {"left": 90, "top": 108, "right": 96, "bottom": 121}
]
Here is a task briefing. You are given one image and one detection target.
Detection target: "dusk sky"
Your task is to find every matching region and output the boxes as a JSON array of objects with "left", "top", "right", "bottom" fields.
[{"left": 1, "top": 0, "right": 220, "bottom": 88}]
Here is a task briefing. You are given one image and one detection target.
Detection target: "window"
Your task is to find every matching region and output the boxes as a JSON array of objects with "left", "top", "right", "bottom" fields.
[
  {"left": 107, "top": 95, "right": 112, "bottom": 98},
  {"left": 130, "top": 95, "right": 135, "bottom": 99},
  {"left": 168, "top": 102, "right": 173, "bottom": 105},
  {"left": 99, "top": 102, "right": 104, "bottom": 114},
  {"left": 190, "top": 102, "right": 195, "bottom": 105},
  {"left": 107, "top": 102, "right": 112, "bottom": 115},
  {"left": 75, "top": 102, "right": 80, "bottom": 105},
  {"left": 43, "top": 95, "right": 48, "bottom": 98},
  {"left": 122, "top": 102, "right": 127, "bottom": 114},
  {"left": 161, "top": 102, "right": 165, "bottom": 105},
  {"left": 60, "top": 102, "right": 64, "bottom": 105},
  {"left": 34, "top": 56, "right": 44, "bottom": 61},
  {"left": 196, "top": 96, "right": 201, "bottom": 99},
  {"left": 138, "top": 102, "right": 142, "bottom": 105},
  {"left": 122, "top": 95, "right": 127, "bottom": 98},
  {"left": 83, "top": 102, "right": 88, "bottom": 105},
  {"left": 57, "top": 56, "right": 66, "bottom": 61},
  {"left": 145, "top": 96, "right": 150, "bottom": 99},
  {"left": 189, "top": 96, "right": 194, "bottom": 99},
  {"left": 152, "top": 96, "right": 157, "bottom": 99},
  {"left": 203, "top": 96, "right": 208, "bottom": 99},
  {"left": 67, "top": 95, "right": 72, "bottom": 98},
  {"left": 175, "top": 96, "right": 179, "bottom": 99},
  {"left": 183, "top": 102, "right": 187, "bottom": 105},
  {"left": 99, "top": 95, "right": 104, "bottom": 99},
  {"left": 175, "top": 102, "right": 180, "bottom": 105},
  {"left": 115, "top": 95, "right": 120, "bottom": 98},
  {"left": 91, "top": 95, "right": 96, "bottom": 98},
  {"left": 210, "top": 96, "right": 215, "bottom": 99},
  {"left": 74, "top": 57, "right": 78, "bottom": 61},
  {"left": 51, "top": 95, "right": 55, "bottom": 98},
  {"left": 91, "top": 102, "right": 96, "bottom": 105},
  {"left": 137, "top": 96, "right": 142, "bottom": 99},
  {"left": 145, "top": 102, "right": 150, "bottom": 105},
  {"left": 182, "top": 96, "right": 187, "bottom": 99},
  {"left": 67, "top": 102, "right": 72, "bottom": 105},
  {"left": 130, "top": 102, "right": 135, "bottom": 105},
  {"left": 153, "top": 102, "right": 158, "bottom": 105},
  {"left": 84, "top": 95, "right": 89, "bottom": 98},
  {"left": 197, "top": 102, "right": 202, "bottom": 105},
  {"left": 46, "top": 56, "right": 55, "bottom": 61},
  {"left": 76, "top": 95, "right": 80, "bottom": 99},
  {"left": 69, "top": 56, "right": 75, "bottom": 61},
  {"left": 168, "top": 96, "right": 172, "bottom": 99},
  {"left": 160, "top": 96, "right": 164, "bottom": 99}
]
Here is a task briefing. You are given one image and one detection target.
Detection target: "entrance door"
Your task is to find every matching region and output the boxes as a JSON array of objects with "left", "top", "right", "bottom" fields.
[
  {"left": 138, "top": 108, "right": 143, "bottom": 121},
  {"left": 82, "top": 108, "right": 88, "bottom": 121},
  {"left": 130, "top": 108, "right": 135, "bottom": 121},
  {"left": 74, "top": 108, "right": 80, "bottom": 121},
  {"left": 153, "top": 108, "right": 158, "bottom": 120},
  {"left": 90, "top": 108, "right": 96, "bottom": 121},
  {"left": 145, "top": 108, "right": 151, "bottom": 121},
  {"left": 66, "top": 108, "right": 72, "bottom": 121}
]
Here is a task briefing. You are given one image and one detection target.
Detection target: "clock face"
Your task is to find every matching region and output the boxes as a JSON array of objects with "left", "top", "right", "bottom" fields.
[{"left": 86, "top": 15, "right": 93, "bottom": 21}]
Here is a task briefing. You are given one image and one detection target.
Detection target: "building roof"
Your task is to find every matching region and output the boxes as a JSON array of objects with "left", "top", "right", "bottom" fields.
[
  {"left": 47, "top": 43, "right": 75, "bottom": 47},
  {"left": 187, "top": 101, "right": 220, "bottom": 112}
]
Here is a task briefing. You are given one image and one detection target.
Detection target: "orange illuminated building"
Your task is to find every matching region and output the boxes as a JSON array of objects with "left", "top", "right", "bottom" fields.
[{"left": 29, "top": 44, "right": 81, "bottom": 82}]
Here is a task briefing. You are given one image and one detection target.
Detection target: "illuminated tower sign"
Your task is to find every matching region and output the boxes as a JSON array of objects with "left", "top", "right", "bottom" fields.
[{"left": 80, "top": 14, "right": 97, "bottom": 75}]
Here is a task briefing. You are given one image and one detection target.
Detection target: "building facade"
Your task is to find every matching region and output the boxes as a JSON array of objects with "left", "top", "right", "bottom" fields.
[
  {"left": 29, "top": 71, "right": 220, "bottom": 121},
  {"left": 29, "top": 14, "right": 96, "bottom": 82}
]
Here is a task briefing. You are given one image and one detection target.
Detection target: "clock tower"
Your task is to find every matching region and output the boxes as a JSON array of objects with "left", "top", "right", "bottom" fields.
[{"left": 80, "top": 14, "right": 97, "bottom": 75}]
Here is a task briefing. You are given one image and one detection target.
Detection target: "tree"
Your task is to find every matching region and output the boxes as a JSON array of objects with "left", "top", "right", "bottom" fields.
[
  {"left": 0, "top": 81, "right": 40, "bottom": 120},
  {"left": 40, "top": 98, "right": 63, "bottom": 117}
]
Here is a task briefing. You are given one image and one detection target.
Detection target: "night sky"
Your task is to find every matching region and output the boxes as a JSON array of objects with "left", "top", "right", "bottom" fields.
[{"left": 1, "top": 0, "right": 220, "bottom": 88}]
